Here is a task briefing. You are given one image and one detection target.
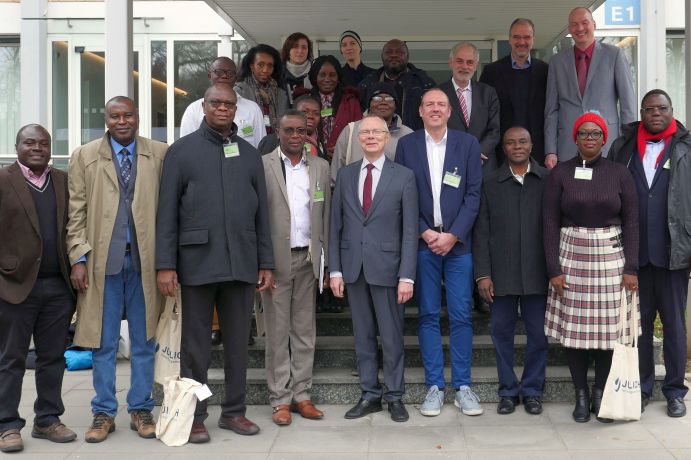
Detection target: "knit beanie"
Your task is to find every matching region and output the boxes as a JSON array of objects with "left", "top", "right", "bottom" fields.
[
  {"left": 572, "top": 111, "right": 608, "bottom": 143},
  {"left": 340, "top": 30, "right": 363, "bottom": 51}
]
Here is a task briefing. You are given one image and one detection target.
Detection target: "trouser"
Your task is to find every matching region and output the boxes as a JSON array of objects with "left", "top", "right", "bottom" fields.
[
  {"left": 638, "top": 264, "right": 689, "bottom": 399},
  {"left": 180, "top": 281, "right": 254, "bottom": 422},
  {"left": 417, "top": 249, "right": 473, "bottom": 389},
  {"left": 262, "top": 250, "right": 317, "bottom": 406},
  {"left": 565, "top": 348, "right": 613, "bottom": 391},
  {"left": 490, "top": 295, "right": 548, "bottom": 397},
  {"left": 92, "top": 254, "right": 156, "bottom": 416},
  {"left": 347, "top": 271, "right": 405, "bottom": 402},
  {"left": 0, "top": 276, "right": 73, "bottom": 431}
]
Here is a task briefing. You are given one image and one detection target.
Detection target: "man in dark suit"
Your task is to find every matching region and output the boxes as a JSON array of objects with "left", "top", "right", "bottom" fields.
[
  {"left": 156, "top": 84, "right": 275, "bottom": 442},
  {"left": 480, "top": 19, "right": 548, "bottom": 166},
  {"left": 0, "top": 125, "right": 76, "bottom": 453},
  {"left": 439, "top": 42, "right": 500, "bottom": 169},
  {"left": 395, "top": 88, "right": 483, "bottom": 417},
  {"left": 330, "top": 115, "right": 418, "bottom": 422}
]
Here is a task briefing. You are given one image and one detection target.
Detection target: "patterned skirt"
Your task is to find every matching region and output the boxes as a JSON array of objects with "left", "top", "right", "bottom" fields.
[{"left": 544, "top": 226, "right": 640, "bottom": 350}]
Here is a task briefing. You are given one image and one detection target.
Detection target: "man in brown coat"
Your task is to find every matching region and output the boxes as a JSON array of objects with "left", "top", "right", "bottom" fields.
[{"left": 0, "top": 124, "right": 77, "bottom": 453}]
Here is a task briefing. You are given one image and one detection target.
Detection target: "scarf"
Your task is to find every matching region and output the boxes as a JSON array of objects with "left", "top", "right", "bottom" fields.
[
  {"left": 246, "top": 75, "right": 279, "bottom": 133},
  {"left": 305, "top": 132, "right": 319, "bottom": 157},
  {"left": 637, "top": 118, "right": 677, "bottom": 168},
  {"left": 320, "top": 92, "right": 335, "bottom": 145},
  {"left": 286, "top": 60, "right": 311, "bottom": 78}
]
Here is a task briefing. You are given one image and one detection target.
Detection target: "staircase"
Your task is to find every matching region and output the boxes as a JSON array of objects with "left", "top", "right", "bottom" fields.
[{"left": 157, "top": 304, "right": 666, "bottom": 406}]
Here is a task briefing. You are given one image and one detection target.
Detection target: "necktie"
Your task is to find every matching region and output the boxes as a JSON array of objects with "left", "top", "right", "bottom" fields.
[
  {"left": 457, "top": 88, "right": 470, "bottom": 126},
  {"left": 120, "top": 148, "right": 132, "bottom": 187},
  {"left": 362, "top": 163, "right": 374, "bottom": 216},
  {"left": 577, "top": 53, "right": 588, "bottom": 96}
]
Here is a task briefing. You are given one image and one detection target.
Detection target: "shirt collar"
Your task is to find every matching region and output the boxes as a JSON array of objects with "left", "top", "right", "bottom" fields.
[
  {"left": 17, "top": 160, "right": 51, "bottom": 182},
  {"left": 511, "top": 54, "right": 532, "bottom": 69},
  {"left": 574, "top": 41, "right": 595, "bottom": 59},
  {"left": 452, "top": 79, "right": 472, "bottom": 93},
  {"left": 509, "top": 162, "right": 531, "bottom": 182},
  {"left": 424, "top": 129, "right": 448, "bottom": 145},
  {"left": 109, "top": 135, "right": 136, "bottom": 156},
  {"left": 362, "top": 153, "right": 386, "bottom": 171},
  {"left": 279, "top": 147, "right": 306, "bottom": 167}
]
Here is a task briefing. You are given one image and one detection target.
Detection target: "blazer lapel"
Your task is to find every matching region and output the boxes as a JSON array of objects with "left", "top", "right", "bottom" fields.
[
  {"left": 416, "top": 132, "right": 433, "bottom": 195},
  {"left": 365, "top": 159, "right": 393, "bottom": 220},
  {"left": 469, "top": 81, "right": 481, "bottom": 129},
  {"left": 99, "top": 134, "right": 121, "bottom": 191},
  {"left": 440, "top": 134, "right": 459, "bottom": 208},
  {"left": 649, "top": 143, "right": 672, "bottom": 191},
  {"left": 7, "top": 164, "right": 40, "bottom": 235},
  {"left": 269, "top": 150, "right": 289, "bottom": 205},
  {"left": 563, "top": 47, "right": 581, "bottom": 102},
  {"left": 584, "top": 42, "right": 602, "bottom": 96},
  {"left": 445, "top": 81, "right": 466, "bottom": 128},
  {"left": 350, "top": 159, "right": 365, "bottom": 221}
]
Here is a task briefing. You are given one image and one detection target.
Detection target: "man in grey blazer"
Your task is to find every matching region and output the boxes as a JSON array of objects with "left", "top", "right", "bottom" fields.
[
  {"left": 544, "top": 6, "right": 636, "bottom": 168},
  {"left": 329, "top": 115, "right": 418, "bottom": 422},
  {"left": 261, "top": 110, "right": 331, "bottom": 426}
]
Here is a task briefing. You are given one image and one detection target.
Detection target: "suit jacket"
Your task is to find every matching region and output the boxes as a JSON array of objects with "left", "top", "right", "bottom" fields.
[
  {"left": 329, "top": 157, "right": 418, "bottom": 287},
  {"left": 479, "top": 55, "right": 549, "bottom": 165},
  {"left": 67, "top": 134, "right": 167, "bottom": 347},
  {"left": 544, "top": 41, "right": 636, "bottom": 161},
  {"left": 395, "top": 129, "right": 483, "bottom": 255},
  {"left": 438, "top": 79, "right": 500, "bottom": 168},
  {"left": 0, "top": 164, "right": 71, "bottom": 304},
  {"left": 263, "top": 148, "right": 330, "bottom": 280},
  {"left": 156, "top": 120, "right": 274, "bottom": 286}
]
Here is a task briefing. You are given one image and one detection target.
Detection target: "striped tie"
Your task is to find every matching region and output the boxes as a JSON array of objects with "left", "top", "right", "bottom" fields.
[
  {"left": 457, "top": 87, "right": 470, "bottom": 126},
  {"left": 120, "top": 148, "right": 132, "bottom": 186}
]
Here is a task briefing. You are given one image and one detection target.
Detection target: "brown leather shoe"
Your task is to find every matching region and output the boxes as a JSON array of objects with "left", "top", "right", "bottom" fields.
[
  {"left": 218, "top": 415, "right": 260, "bottom": 435},
  {"left": 0, "top": 429, "right": 23, "bottom": 453},
  {"left": 32, "top": 422, "right": 77, "bottom": 443},
  {"left": 291, "top": 400, "right": 324, "bottom": 420},
  {"left": 271, "top": 404, "right": 292, "bottom": 426},
  {"left": 130, "top": 410, "right": 156, "bottom": 439},
  {"left": 188, "top": 420, "right": 210, "bottom": 444},
  {"left": 85, "top": 413, "right": 115, "bottom": 443}
]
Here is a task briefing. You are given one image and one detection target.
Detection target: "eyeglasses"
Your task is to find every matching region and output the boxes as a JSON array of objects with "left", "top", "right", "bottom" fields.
[
  {"left": 642, "top": 105, "right": 670, "bottom": 115},
  {"left": 206, "top": 99, "right": 236, "bottom": 109},
  {"left": 280, "top": 127, "right": 307, "bottom": 135},
  {"left": 371, "top": 95, "right": 395, "bottom": 103},
  {"left": 576, "top": 130, "right": 603, "bottom": 140},
  {"left": 211, "top": 69, "right": 237, "bottom": 78},
  {"left": 358, "top": 129, "right": 389, "bottom": 137}
]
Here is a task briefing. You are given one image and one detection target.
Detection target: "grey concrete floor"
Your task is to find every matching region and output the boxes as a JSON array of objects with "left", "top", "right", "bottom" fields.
[{"left": 11, "top": 361, "right": 691, "bottom": 459}]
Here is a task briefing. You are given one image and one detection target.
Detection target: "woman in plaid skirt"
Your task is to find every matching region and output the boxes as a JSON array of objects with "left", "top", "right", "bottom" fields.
[{"left": 543, "top": 111, "right": 640, "bottom": 423}]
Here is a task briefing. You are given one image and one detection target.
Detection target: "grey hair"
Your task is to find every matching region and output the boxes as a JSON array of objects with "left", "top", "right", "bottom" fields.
[{"left": 449, "top": 42, "right": 479, "bottom": 61}]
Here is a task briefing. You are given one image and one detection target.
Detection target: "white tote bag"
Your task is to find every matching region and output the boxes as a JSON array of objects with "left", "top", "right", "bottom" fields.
[
  {"left": 156, "top": 376, "right": 201, "bottom": 447},
  {"left": 154, "top": 290, "right": 182, "bottom": 385},
  {"left": 599, "top": 290, "right": 641, "bottom": 421}
]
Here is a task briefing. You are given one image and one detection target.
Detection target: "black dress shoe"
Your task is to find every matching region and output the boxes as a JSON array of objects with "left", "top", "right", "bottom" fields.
[
  {"left": 523, "top": 396, "right": 543, "bottom": 415},
  {"left": 387, "top": 400, "right": 409, "bottom": 422},
  {"left": 497, "top": 396, "right": 518, "bottom": 414},
  {"left": 344, "top": 399, "right": 382, "bottom": 419},
  {"left": 211, "top": 330, "right": 222, "bottom": 346},
  {"left": 572, "top": 388, "right": 591, "bottom": 423},
  {"left": 667, "top": 397, "right": 687, "bottom": 417},
  {"left": 641, "top": 394, "right": 650, "bottom": 413},
  {"left": 590, "top": 387, "right": 612, "bottom": 423}
]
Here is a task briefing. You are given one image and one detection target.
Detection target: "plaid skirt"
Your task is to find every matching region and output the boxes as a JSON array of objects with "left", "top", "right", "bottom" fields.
[{"left": 544, "top": 226, "right": 640, "bottom": 350}]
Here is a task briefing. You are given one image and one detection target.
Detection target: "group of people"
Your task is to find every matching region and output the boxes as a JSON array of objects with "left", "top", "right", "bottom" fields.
[{"left": 1, "top": 5, "right": 690, "bottom": 454}]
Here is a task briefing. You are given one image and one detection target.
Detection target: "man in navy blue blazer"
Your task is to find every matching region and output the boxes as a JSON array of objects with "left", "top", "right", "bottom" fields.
[{"left": 395, "top": 88, "right": 483, "bottom": 417}]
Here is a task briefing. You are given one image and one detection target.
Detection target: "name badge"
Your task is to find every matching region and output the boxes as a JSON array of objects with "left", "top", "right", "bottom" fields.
[
  {"left": 223, "top": 142, "right": 240, "bottom": 158},
  {"left": 313, "top": 190, "right": 325, "bottom": 202},
  {"left": 574, "top": 167, "right": 593, "bottom": 180},
  {"left": 240, "top": 125, "right": 254, "bottom": 136},
  {"left": 263, "top": 115, "right": 271, "bottom": 127},
  {"left": 663, "top": 158, "right": 671, "bottom": 170},
  {"left": 320, "top": 107, "right": 333, "bottom": 118},
  {"left": 442, "top": 169, "right": 461, "bottom": 188}
]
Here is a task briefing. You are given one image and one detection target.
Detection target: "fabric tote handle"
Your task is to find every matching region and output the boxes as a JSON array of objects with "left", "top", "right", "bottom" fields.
[{"left": 618, "top": 288, "right": 638, "bottom": 348}]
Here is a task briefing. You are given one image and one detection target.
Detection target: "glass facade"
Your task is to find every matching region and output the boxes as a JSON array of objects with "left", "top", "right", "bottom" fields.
[
  {"left": 52, "top": 41, "right": 69, "bottom": 157},
  {"left": 667, "top": 34, "right": 686, "bottom": 125},
  {"left": 0, "top": 40, "right": 20, "bottom": 160},
  {"left": 151, "top": 40, "right": 167, "bottom": 142}
]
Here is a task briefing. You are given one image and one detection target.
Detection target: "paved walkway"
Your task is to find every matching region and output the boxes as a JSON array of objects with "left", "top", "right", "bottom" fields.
[{"left": 13, "top": 362, "right": 691, "bottom": 459}]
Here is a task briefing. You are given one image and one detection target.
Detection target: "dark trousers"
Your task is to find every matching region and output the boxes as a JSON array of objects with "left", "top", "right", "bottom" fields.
[
  {"left": 565, "top": 348, "right": 613, "bottom": 391},
  {"left": 0, "top": 277, "right": 73, "bottom": 431},
  {"left": 490, "top": 295, "right": 548, "bottom": 397},
  {"left": 347, "top": 271, "right": 405, "bottom": 402},
  {"left": 180, "top": 281, "right": 254, "bottom": 422},
  {"left": 638, "top": 264, "right": 689, "bottom": 399}
]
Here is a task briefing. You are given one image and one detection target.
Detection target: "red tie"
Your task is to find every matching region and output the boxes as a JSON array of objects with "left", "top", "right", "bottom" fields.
[
  {"left": 577, "top": 53, "right": 588, "bottom": 96},
  {"left": 362, "top": 163, "right": 374, "bottom": 215}
]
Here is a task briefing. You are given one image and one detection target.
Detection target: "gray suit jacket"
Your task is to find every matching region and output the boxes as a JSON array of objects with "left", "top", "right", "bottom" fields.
[
  {"left": 329, "top": 157, "right": 418, "bottom": 287},
  {"left": 262, "top": 148, "right": 331, "bottom": 280},
  {"left": 544, "top": 41, "right": 636, "bottom": 161}
]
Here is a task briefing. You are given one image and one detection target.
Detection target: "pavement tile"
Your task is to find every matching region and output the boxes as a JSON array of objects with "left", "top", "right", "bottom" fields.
[
  {"left": 369, "top": 425, "right": 465, "bottom": 453},
  {"left": 68, "top": 453, "right": 169, "bottom": 460},
  {"left": 463, "top": 425, "right": 565, "bottom": 450},
  {"left": 268, "top": 453, "right": 366, "bottom": 460},
  {"left": 669, "top": 449, "right": 691, "bottom": 459},
  {"left": 644, "top": 419, "right": 691, "bottom": 448},
  {"left": 370, "top": 453, "right": 468, "bottom": 460},
  {"left": 469, "top": 451, "right": 571, "bottom": 460},
  {"left": 568, "top": 450, "right": 676, "bottom": 460},
  {"left": 458, "top": 405, "right": 551, "bottom": 426},
  {"left": 556, "top": 422, "right": 663, "bottom": 450},
  {"left": 272, "top": 426, "right": 369, "bottom": 453},
  {"left": 371, "top": 404, "right": 460, "bottom": 426}
]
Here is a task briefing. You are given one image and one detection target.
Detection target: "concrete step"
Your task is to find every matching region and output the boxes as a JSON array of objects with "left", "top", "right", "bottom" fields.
[
  {"left": 222, "top": 335, "right": 663, "bottom": 369},
  {"left": 153, "top": 365, "right": 668, "bottom": 406}
]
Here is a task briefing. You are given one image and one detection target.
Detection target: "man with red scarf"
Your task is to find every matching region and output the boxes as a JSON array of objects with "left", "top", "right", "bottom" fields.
[{"left": 609, "top": 89, "right": 691, "bottom": 418}]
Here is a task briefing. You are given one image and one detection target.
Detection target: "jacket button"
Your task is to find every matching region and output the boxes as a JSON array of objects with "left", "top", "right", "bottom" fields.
[{"left": 649, "top": 194, "right": 653, "bottom": 198}]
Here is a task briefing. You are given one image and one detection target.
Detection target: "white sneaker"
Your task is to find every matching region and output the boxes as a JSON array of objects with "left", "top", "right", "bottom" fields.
[
  {"left": 420, "top": 385, "right": 444, "bottom": 416},
  {"left": 454, "top": 386, "right": 483, "bottom": 416}
]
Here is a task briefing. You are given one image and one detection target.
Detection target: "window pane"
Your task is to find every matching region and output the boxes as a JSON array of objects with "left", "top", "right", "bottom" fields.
[
  {"left": 52, "top": 41, "right": 69, "bottom": 156},
  {"left": 81, "top": 51, "right": 106, "bottom": 144},
  {"left": 0, "top": 43, "right": 20, "bottom": 158},
  {"left": 667, "top": 36, "right": 686, "bottom": 125},
  {"left": 151, "top": 40, "right": 167, "bottom": 142},
  {"left": 174, "top": 40, "right": 218, "bottom": 140}
]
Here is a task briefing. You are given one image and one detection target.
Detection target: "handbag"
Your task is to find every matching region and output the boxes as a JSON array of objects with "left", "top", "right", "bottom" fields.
[
  {"left": 154, "top": 290, "right": 182, "bottom": 385},
  {"left": 598, "top": 289, "right": 641, "bottom": 421},
  {"left": 155, "top": 376, "right": 201, "bottom": 447}
]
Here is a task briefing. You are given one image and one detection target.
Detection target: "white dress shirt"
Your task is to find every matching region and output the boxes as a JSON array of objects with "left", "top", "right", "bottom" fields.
[
  {"left": 452, "top": 79, "right": 473, "bottom": 118},
  {"left": 179, "top": 96, "right": 267, "bottom": 147},
  {"left": 425, "top": 129, "right": 448, "bottom": 227},
  {"left": 642, "top": 139, "right": 665, "bottom": 187},
  {"left": 280, "top": 149, "right": 311, "bottom": 248}
]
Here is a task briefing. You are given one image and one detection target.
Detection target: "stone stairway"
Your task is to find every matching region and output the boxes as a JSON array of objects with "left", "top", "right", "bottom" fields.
[{"left": 186, "top": 305, "right": 666, "bottom": 406}]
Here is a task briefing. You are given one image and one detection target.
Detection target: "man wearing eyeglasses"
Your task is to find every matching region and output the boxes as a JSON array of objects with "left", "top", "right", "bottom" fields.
[
  {"left": 330, "top": 115, "right": 418, "bottom": 422},
  {"left": 180, "top": 57, "right": 266, "bottom": 148},
  {"left": 156, "top": 84, "right": 274, "bottom": 442},
  {"left": 259, "top": 110, "right": 330, "bottom": 426},
  {"left": 609, "top": 89, "right": 691, "bottom": 418}
]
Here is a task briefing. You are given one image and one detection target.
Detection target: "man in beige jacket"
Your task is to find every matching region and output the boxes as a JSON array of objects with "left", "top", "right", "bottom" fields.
[{"left": 67, "top": 96, "right": 167, "bottom": 443}]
